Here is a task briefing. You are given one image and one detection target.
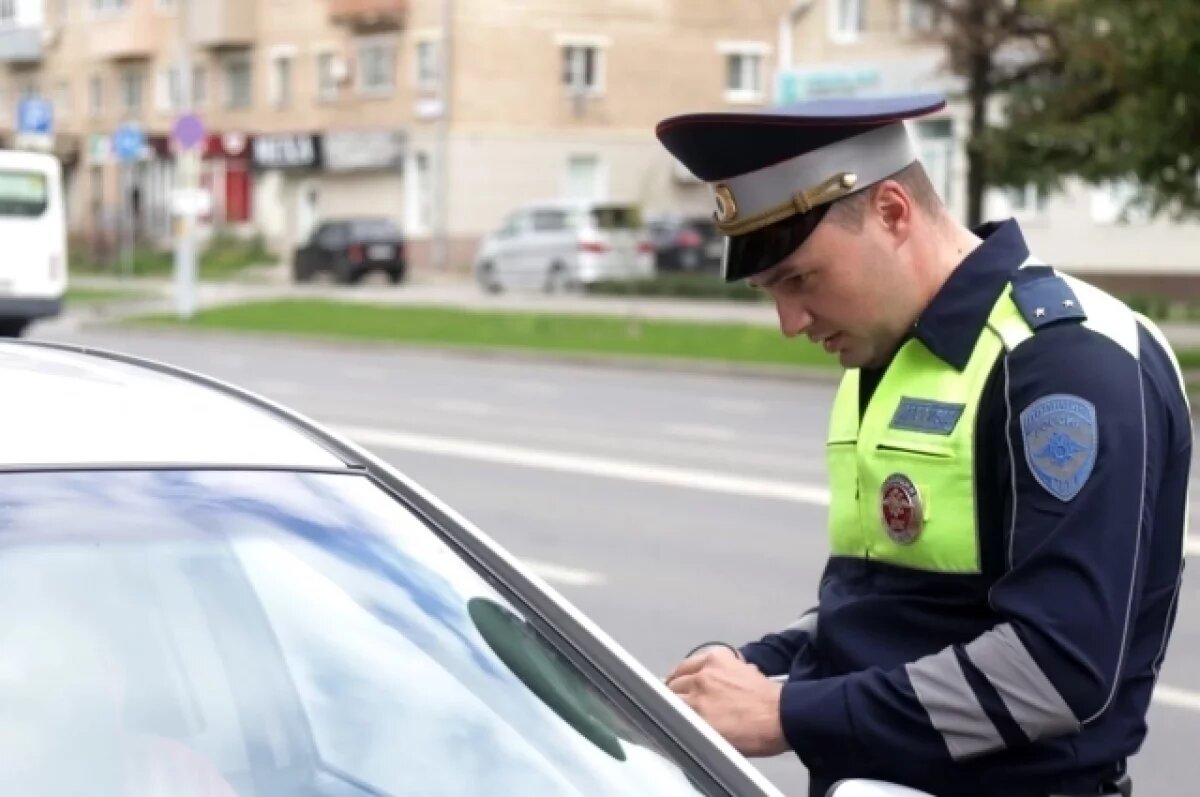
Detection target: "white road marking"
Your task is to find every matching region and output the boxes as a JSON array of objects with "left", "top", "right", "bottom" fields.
[
  {"left": 1153, "top": 684, "right": 1200, "bottom": 713},
  {"left": 331, "top": 424, "right": 1200, "bottom": 713},
  {"left": 335, "top": 425, "right": 831, "bottom": 505},
  {"left": 523, "top": 559, "right": 605, "bottom": 587},
  {"left": 663, "top": 423, "right": 737, "bottom": 442},
  {"left": 1187, "top": 535, "right": 1200, "bottom": 558},
  {"left": 431, "top": 399, "right": 494, "bottom": 416}
]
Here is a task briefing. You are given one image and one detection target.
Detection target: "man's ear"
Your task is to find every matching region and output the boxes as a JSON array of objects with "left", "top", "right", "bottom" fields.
[{"left": 871, "top": 179, "right": 914, "bottom": 246}]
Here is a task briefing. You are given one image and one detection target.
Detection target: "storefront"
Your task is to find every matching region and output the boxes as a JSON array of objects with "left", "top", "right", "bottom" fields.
[
  {"left": 248, "top": 131, "right": 323, "bottom": 253},
  {"left": 315, "top": 127, "right": 407, "bottom": 235}
]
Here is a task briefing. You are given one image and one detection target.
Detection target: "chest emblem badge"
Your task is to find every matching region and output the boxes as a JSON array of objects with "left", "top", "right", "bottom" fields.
[{"left": 880, "top": 473, "right": 924, "bottom": 545}]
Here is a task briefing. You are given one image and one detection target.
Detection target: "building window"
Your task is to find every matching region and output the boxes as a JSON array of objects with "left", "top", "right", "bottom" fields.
[
  {"left": 192, "top": 65, "right": 207, "bottom": 107},
  {"left": 561, "top": 44, "right": 603, "bottom": 96},
  {"left": 223, "top": 57, "right": 252, "bottom": 109},
  {"left": 1006, "top": 184, "right": 1048, "bottom": 217},
  {"left": 317, "top": 52, "right": 340, "bottom": 101},
  {"left": 415, "top": 39, "right": 440, "bottom": 91},
  {"left": 119, "top": 68, "right": 143, "bottom": 114},
  {"left": 0, "top": 0, "right": 16, "bottom": 24},
  {"left": 830, "top": 0, "right": 865, "bottom": 41},
  {"left": 89, "top": 74, "right": 103, "bottom": 116},
  {"left": 156, "top": 67, "right": 178, "bottom": 112},
  {"left": 915, "top": 118, "right": 954, "bottom": 203},
  {"left": 1090, "top": 181, "right": 1148, "bottom": 225},
  {"left": 901, "top": 0, "right": 939, "bottom": 35},
  {"left": 357, "top": 37, "right": 396, "bottom": 96},
  {"left": 726, "top": 54, "right": 762, "bottom": 96},
  {"left": 91, "top": 0, "right": 129, "bottom": 13},
  {"left": 719, "top": 42, "right": 769, "bottom": 104},
  {"left": 565, "top": 154, "right": 603, "bottom": 200},
  {"left": 271, "top": 53, "right": 293, "bottom": 108}
]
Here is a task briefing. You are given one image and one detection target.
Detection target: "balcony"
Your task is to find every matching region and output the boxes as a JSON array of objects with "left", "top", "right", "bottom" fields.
[
  {"left": 0, "top": 26, "right": 43, "bottom": 65},
  {"left": 329, "top": 0, "right": 406, "bottom": 31},
  {"left": 189, "top": 0, "right": 257, "bottom": 49},
  {"left": 89, "top": 5, "right": 156, "bottom": 60}
]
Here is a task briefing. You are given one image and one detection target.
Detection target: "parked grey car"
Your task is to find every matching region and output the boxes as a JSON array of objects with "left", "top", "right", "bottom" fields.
[{"left": 473, "top": 200, "right": 655, "bottom": 293}]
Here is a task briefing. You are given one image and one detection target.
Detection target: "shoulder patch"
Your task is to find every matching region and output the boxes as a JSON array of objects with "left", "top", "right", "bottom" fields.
[
  {"left": 1011, "top": 267, "right": 1087, "bottom": 330},
  {"left": 1019, "top": 394, "right": 1098, "bottom": 502}
]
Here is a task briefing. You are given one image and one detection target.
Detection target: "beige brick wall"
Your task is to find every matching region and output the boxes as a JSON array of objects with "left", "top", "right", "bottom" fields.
[
  {"left": 429, "top": 129, "right": 712, "bottom": 237},
  {"left": 0, "top": 0, "right": 788, "bottom": 258},
  {"left": 790, "top": 0, "right": 936, "bottom": 66},
  {"left": 449, "top": 0, "right": 790, "bottom": 132}
]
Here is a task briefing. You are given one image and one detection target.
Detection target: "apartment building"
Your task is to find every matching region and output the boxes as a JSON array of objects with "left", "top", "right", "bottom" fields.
[
  {"left": 0, "top": 0, "right": 791, "bottom": 270},
  {"left": 781, "top": 0, "right": 1200, "bottom": 292}
]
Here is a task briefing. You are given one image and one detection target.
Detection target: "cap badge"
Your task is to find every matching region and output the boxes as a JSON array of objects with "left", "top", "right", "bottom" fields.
[
  {"left": 880, "top": 473, "right": 924, "bottom": 545},
  {"left": 713, "top": 184, "right": 738, "bottom": 223}
]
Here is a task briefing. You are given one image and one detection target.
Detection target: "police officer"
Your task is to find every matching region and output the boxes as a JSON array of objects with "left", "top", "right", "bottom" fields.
[{"left": 656, "top": 93, "right": 1191, "bottom": 797}]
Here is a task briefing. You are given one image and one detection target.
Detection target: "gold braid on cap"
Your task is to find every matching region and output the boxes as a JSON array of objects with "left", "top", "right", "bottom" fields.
[{"left": 715, "top": 172, "right": 860, "bottom": 236}]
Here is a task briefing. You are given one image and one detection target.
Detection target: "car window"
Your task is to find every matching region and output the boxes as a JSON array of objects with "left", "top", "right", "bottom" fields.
[
  {"left": 0, "top": 169, "right": 48, "bottom": 217},
  {"left": 0, "top": 470, "right": 719, "bottom": 797},
  {"left": 494, "top": 212, "right": 527, "bottom": 239},
  {"left": 318, "top": 224, "right": 348, "bottom": 248},
  {"left": 590, "top": 205, "right": 642, "bottom": 230},
  {"left": 350, "top": 218, "right": 401, "bottom": 241},
  {"left": 531, "top": 209, "right": 570, "bottom": 232}
]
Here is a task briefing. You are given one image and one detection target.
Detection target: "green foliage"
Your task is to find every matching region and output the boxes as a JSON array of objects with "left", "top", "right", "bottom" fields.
[{"left": 980, "top": 0, "right": 1200, "bottom": 217}]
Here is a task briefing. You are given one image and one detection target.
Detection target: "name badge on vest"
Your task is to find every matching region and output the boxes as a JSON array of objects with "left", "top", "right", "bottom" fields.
[{"left": 890, "top": 398, "right": 965, "bottom": 436}]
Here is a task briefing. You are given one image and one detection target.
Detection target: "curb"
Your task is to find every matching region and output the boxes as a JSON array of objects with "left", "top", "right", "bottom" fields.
[{"left": 68, "top": 319, "right": 843, "bottom": 385}]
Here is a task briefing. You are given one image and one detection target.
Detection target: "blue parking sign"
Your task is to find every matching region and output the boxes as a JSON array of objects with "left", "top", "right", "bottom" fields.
[
  {"left": 113, "top": 122, "right": 146, "bottom": 163},
  {"left": 17, "top": 97, "right": 53, "bottom": 136}
]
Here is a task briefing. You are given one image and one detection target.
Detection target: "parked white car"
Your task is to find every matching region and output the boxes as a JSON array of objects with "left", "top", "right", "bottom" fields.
[{"left": 473, "top": 200, "right": 656, "bottom": 293}]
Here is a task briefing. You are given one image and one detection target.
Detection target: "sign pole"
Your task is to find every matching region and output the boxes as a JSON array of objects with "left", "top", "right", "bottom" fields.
[
  {"left": 174, "top": 0, "right": 197, "bottom": 320},
  {"left": 122, "top": 161, "right": 133, "bottom": 276}
]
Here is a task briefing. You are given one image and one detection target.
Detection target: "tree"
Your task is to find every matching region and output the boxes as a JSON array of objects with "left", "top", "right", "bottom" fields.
[
  {"left": 919, "top": 0, "right": 1061, "bottom": 226},
  {"left": 979, "top": 0, "right": 1200, "bottom": 220}
]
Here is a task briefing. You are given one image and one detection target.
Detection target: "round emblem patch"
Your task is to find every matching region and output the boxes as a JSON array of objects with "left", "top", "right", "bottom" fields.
[
  {"left": 713, "top": 184, "right": 738, "bottom": 223},
  {"left": 880, "top": 473, "right": 924, "bottom": 545}
]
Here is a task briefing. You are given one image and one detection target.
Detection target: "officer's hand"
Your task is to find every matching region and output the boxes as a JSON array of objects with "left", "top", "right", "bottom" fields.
[
  {"left": 665, "top": 650, "right": 788, "bottom": 758},
  {"left": 665, "top": 645, "right": 742, "bottom": 685}
]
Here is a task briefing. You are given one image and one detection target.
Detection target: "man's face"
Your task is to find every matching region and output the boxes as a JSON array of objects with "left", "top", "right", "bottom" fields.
[{"left": 749, "top": 201, "right": 917, "bottom": 369}]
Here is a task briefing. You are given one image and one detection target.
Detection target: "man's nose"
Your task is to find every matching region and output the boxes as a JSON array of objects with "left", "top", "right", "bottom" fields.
[{"left": 775, "top": 298, "right": 814, "bottom": 339}]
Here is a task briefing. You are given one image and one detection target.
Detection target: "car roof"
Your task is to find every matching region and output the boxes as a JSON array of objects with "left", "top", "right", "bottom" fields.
[{"left": 0, "top": 341, "right": 348, "bottom": 470}]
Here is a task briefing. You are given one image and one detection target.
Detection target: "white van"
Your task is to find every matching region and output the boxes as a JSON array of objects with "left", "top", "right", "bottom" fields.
[
  {"left": 0, "top": 149, "right": 67, "bottom": 336},
  {"left": 473, "top": 200, "right": 655, "bottom": 293}
]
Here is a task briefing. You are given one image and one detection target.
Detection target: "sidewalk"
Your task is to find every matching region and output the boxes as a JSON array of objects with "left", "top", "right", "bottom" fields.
[{"left": 67, "top": 273, "right": 1200, "bottom": 350}]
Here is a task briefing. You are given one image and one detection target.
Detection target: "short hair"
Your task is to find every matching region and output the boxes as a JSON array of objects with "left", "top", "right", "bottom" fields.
[{"left": 824, "top": 161, "right": 943, "bottom": 231}]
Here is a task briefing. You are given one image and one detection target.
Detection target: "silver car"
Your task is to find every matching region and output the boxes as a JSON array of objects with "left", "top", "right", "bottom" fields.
[
  {"left": 473, "top": 200, "right": 656, "bottom": 294},
  {"left": 0, "top": 340, "right": 782, "bottom": 797}
]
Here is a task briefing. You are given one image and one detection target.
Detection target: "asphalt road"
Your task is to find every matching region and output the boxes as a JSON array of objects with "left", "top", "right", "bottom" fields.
[{"left": 29, "top": 320, "right": 1200, "bottom": 796}]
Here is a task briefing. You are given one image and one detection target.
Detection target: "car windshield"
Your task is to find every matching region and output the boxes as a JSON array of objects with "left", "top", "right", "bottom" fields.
[
  {"left": 0, "top": 470, "right": 711, "bottom": 797},
  {"left": 350, "top": 219, "right": 400, "bottom": 241},
  {"left": 0, "top": 169, "right": 48, "bottom": 217}
]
